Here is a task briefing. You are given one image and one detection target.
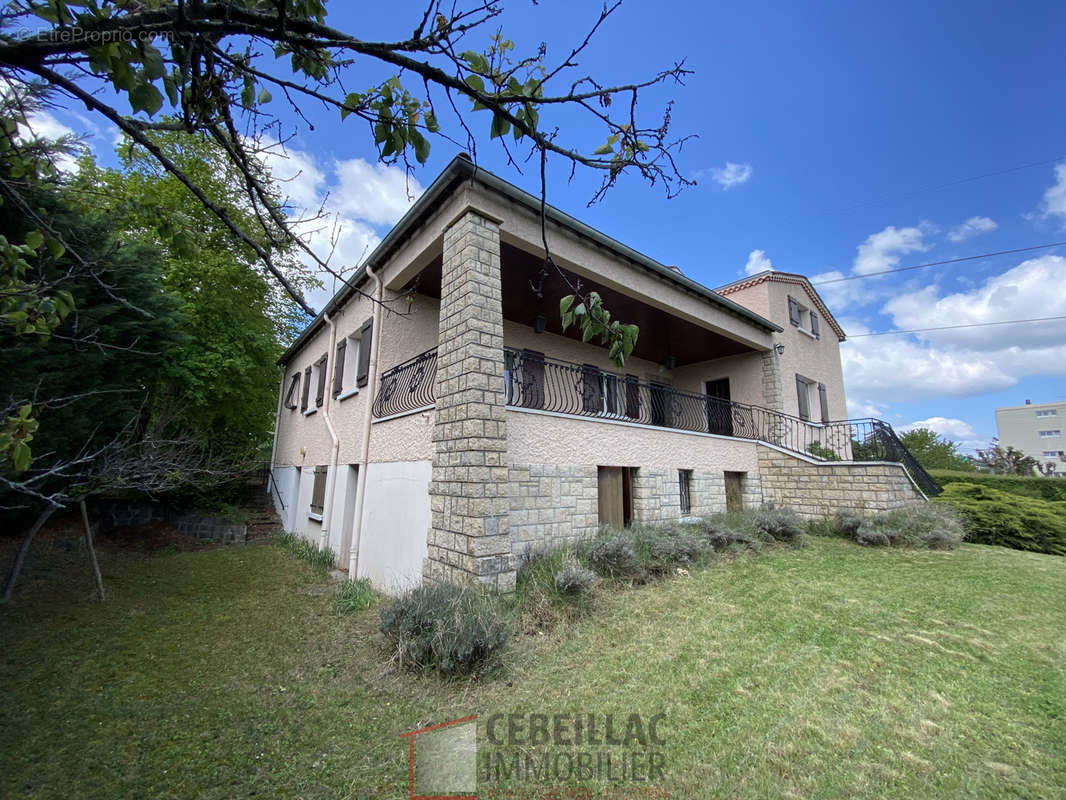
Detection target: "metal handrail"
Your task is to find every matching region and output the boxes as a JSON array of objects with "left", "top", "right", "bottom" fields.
[
  {"left": 368, "top": 346, "right": 941, "bottom": 495},
  {"left": 371, "top": 348, "right": 438, "bottom": 418}
]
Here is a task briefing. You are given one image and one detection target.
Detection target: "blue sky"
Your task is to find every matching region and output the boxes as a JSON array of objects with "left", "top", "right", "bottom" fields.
[{"left": 29, "top": 1, "right": 1066, "bottom": 453}]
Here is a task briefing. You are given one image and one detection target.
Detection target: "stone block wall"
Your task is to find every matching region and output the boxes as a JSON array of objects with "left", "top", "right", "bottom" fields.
[
  {"left": 757, "top": 445, "right": 923, "bottom": 518},
  {"left": 425, "top": 208, "right": 515, "bottom": 591},
  {"left": 508, "top": 464, "right": 598, "bottom": 556}
]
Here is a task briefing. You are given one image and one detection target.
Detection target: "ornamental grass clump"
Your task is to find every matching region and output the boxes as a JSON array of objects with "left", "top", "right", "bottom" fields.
[
  {"left": 378, "top": 582, "right": 510, "bottom": 677},
  {"left": 854, "top": 502, "right": 964, "bottom": 550}
]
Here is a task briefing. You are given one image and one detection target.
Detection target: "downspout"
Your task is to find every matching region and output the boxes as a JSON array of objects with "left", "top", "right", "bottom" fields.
[
  {"left": 268, "top": 365, "right": 286, "bottom": 518},
  {"left": 348, "top": 263, "right": 383, "bottom": 578},
  {"left": 318, "top": 312, "right": 342, "bottom": 552}
]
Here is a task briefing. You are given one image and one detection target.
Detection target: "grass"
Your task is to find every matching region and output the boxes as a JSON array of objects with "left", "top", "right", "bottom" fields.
[{"left": 2, "top": 537, "right": 1065, "bottom": 798}]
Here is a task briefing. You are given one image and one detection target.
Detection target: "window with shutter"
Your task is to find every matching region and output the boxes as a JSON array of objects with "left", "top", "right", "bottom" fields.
[
  {"left": 332, "top": 339, "right": 346, "bottom": 398},
  {"left": 309, "top": 465, "right": 327, "bottom": 516},
  {"left": 810, "top": 312, "right": 820, "bottom": 338},
  {"left": 818, "top": 383, "right": 829, "bottom": 423},
  {"left": 356, "top": 317, "right": 373, "bottom": 387},
  {"left": 788, "top": 295, "right": 801, "bottom": 327},
  {"left": 301, "top": 366, "right": 312, "bottom": 411},
  {"left": 796, "top": 375, "right": 811, "bottom": 421},
  {"left": 315, "top": 354, "right": 328, "bottom": 406},
  {"left": 284, "top": 372, "right": 301, "bottom": 410}
]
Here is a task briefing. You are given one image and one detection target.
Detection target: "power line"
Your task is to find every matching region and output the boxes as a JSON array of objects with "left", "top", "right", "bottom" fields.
[
  {"left": 813, "top": 240, "right": 1066, "bottom": 285},
  {"left": 828, "top": 155, "right": 1065, "bottom": 214},
  {"left": 849, "top": 315, "right": 1066, "bottom": 338}
]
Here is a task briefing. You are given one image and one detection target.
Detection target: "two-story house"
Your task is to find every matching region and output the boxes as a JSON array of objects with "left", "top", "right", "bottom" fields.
[{"left": 269, "top": 155, "right": 934, "bottom": 593}]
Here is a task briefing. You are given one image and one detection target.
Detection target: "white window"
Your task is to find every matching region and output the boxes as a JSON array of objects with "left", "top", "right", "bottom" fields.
[
  {"left": 1036, "top": 409, "right": 1058, "bottom": 417},
  {"left": 306, "top": 356, "right": 326, "bottom": 413},
  {"left": 1042, "top": 450, "right": 1061, "bottom": 458},
  {"left": 337, "top": 332, "right": 362, "bottom": 399},
  {"left": 1039, "top": 430, "right": 1062, "bottom": 438}
]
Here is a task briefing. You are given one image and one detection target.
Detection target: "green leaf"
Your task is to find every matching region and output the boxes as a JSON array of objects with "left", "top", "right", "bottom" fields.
[
  {"left": 593, "top": 143, "right": 614, "bottom": 155},
  {"left": 240, "top": 81, "right": 254, "bottom": 110},
  {"left": 490, "top": 114, "right": 510, "bottom": 139},
  {"left": 162, "top": 74, "right": 179, "bottom": 106},
  {"left": 141, "top": 44, "right": 165, "bottom": 80},
  {"left": 12, "top": 440, "right": 30, "bottom": 472},
  {"left": 411, "top": 131, "right": 431, "bottom": 164},
  {"left": 46, "top": 237, "right": 65, "bottom": 260},
  {"left": 464, "top": 74, "right": 485, "bottom": 93},
  {"left": 559, "top": 295, "right": 575, "bottom": 315},
  {"left": 424, "top": 111, "right": 440, "bottom": 133},
  {"left": 24, "top": 230, "right": 43, "bottom": 250},
  {"left": 341, "top": 92, "right": 362, "bottom": 120},
  {"left": 130, "top": 82, "right": 164, "bottom": 116},
  {"left": 257, "top": 87, "right": 272, "bottom": 104}
]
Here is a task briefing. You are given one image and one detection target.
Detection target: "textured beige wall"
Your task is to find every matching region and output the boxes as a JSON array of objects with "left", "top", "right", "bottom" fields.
[
  {"left": 507, "top": 408, "right": 760, "bottom": 472},
  {"left": 273, "top": 290, "right": 440, "bottom": 468},
  {"left": 763, "top": 281, "right": 848, "bottom": 420},
  {"left": 369, "top": 409, "right": 435, "bottom": 462},
  {"left": 673, "top": 352, "right": 765, "bottom": 407}
]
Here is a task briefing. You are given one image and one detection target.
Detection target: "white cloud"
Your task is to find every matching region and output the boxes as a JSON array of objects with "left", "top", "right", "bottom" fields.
[
  {"left": 853, "top": 224, "right": 928, "bottom": 275},
  {"left": 333, "top": 158, "right": 423, "bottom": 226},
  {"left": 809, "top": 269, "right": 877, "bottom": 311},
  {"left": 947, "top": 215, "right": 997, "bottom": 242},
  {"left": 1039, "top": 163, "right": 1066, "bottom": 228},
  {"left": 708, "top": 161, "right": 752, "bottom": 189},
  {"left": 744, "top": 249, "right": 773, "bottom": 276},
  {"left": 17, "top": 109, "right": 84, "bottom": 172},
  {"left": 840, "top": 255, "right": 1066, "bottom": 414},
  {"left": 258, "top": 142, "right": 424, "bottom": 311}
]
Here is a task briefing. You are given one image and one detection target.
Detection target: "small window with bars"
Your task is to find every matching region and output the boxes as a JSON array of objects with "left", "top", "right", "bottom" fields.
[
  {"left": 309, "top": 465, "right": 327, "bottom": 517},
  {"left": 679, "top": 469, "right": 693, "bottom": 515}
]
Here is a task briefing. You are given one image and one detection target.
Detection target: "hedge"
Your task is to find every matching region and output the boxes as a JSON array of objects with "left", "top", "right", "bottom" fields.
[
  {"left": 929, "top": 470, "right": 1066, "bottom": 502},
  {"left": 933, "top": 483, "right": 1066, "bottom": 556}
]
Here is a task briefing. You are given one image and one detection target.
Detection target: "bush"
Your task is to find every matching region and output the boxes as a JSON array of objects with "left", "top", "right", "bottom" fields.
[
  {"left": 749, "top": 504, "right": 806, "bottom": 546},
  {"left": 554, "top": 561, "right": 597, "bottom": 596},
  {"left": 853, "top": 503, "right": 965, "bottom": 550},
  {"left": 379, "top": 583, "right": 510, "bottom": 676},
  {"left": 276, "top": 532, "right": 336, "bottom": 572},
  {"left": 832, "top": 511, "right": 863, "bottom": 539},
  {"left": 335, "top": 578, "right": 374, "bottom": 613},
  {"left": 930, "top": 470, "right": 1066, "bottom": 503},
  {"left": 934, "top": 483, "right": 1066, "bottom": 556},
  {"left": 631, "top": 523, "right": 710, "bottom": 573},
  {"left": 582, "top": 533, "right": 642, "bottom": 579}
]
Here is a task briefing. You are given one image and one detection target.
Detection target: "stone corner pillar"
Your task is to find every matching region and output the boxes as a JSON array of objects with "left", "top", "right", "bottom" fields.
[{"left": 423, "top": 206, "right": 515, "bottom": 592}]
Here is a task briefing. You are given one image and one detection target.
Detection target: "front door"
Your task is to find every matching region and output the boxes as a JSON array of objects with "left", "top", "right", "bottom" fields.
[
  {"left": 597, "top": 466, "right": 632, "bottom": 528},
  {"left": 706, "top": 378, "right": 733, "bottom": 436}
]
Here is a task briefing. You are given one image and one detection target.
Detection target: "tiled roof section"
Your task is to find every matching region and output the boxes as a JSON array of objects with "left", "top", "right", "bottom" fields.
[{"left": 716, "top": 270, "right": 846, "bottom": 341}]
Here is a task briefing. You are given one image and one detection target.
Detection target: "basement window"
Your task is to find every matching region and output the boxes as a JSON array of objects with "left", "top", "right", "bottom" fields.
[
  {"left": 309, "top": 465, "right": 327, "bottom": 518},
  {"left": 679, "top": 469, "right": 693, "bottom": 515}
]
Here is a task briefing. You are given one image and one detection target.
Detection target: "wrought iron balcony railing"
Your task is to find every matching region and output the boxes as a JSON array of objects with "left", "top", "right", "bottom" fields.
[
  {"left": 371, "top": 346, "right": 940, "bottom": 496},
  {"left": 371, "top": 348, "right": 437, "bottom": 418}
]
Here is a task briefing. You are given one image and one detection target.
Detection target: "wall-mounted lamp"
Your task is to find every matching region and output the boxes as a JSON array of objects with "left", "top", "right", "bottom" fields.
[
  {"left": 662, "top": 355, "right": 677, "bottom": 370},
  {"left": 532, "top": 314, "right": 548, "bottom": 334},
  {"left": 774, "top": 343, "right": 786, "bottom": 355}
]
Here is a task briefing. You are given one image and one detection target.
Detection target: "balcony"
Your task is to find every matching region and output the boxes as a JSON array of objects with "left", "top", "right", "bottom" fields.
[{"left": 372, "top": 346, "right": 940, "bottom": 496}]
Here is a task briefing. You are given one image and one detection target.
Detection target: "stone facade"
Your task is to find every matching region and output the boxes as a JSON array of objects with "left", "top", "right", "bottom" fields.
[
  {"left": 756, "top": 444, "right": 923, "bottom": 518},
  {"left": 508, "top": 464, "right": 598, "bottom": 556},
  {"left": 425, "top": 208, "right": 515, "bottom": 591},
  {"left": 760, "top": 349, "right": 783, "bottom": 411}
]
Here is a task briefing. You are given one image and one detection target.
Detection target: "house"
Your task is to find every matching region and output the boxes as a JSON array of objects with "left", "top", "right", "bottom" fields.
[
  {"left": 269, "top": 155, "right": 934, "bottom": 594},
  {"left": 995, "top": 400, "right": 1066, "bottom": 476}
]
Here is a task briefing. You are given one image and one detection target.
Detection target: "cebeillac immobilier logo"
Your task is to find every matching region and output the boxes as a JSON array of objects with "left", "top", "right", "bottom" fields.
[{"left": 401, "top": 711, "right": 669, "bottom": 799}]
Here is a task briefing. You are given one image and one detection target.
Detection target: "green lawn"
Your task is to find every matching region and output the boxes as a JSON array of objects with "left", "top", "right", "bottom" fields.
[{"left": 1, "top": 537, "right": 1064, "bottom": 799}]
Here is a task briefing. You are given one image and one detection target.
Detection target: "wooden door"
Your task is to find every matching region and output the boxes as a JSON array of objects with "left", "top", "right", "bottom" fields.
[
  {"left": 598, "top": 466, "right": 631, "bottom": 528},
  {"left": 724, "top": 471, "right": 744, "bottom": 512}
]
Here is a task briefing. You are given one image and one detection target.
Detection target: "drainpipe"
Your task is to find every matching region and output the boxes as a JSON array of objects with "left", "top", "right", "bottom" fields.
[
  {"left": 348, "top": 263, "right": 383, "bottom": 578},
  {"left": 268, "top": 365, "right": 286, "bottom": 519},
  {"left": 318, "top": 312, "right": 342, "bottom": 552}
]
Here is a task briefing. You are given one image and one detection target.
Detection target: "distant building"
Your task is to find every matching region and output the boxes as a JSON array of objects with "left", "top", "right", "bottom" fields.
[{"left": 995, "top": 400, "right": 1066, "bottom": 476}]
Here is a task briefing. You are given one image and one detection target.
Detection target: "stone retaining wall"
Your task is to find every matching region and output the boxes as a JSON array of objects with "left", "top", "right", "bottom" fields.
[{"left": 756, "top": 445, "right": 923, "bottom": 518}]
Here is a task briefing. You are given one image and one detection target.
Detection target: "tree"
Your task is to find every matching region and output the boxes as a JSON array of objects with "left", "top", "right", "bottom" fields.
[
  {"left": 72, "top": 129, "right": 314, "bottom": 459},
  {"left": 975, "top": 439, "right": 1040, "bottom": 476},
  {"left": 899, "top": 427, "right": 976, "bottom": 472},
  {"left": 0, "top": 0, "right": 688, "bottom": 369}
]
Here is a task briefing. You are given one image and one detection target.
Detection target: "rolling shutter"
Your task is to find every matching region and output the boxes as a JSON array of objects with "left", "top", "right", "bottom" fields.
[
  {"left": 332, "top": 339, "right": 346, "bottom": 398},
  {"left": 356, "top": 317, "right": 373, "bottom": 387},
  {"left": 315, "top": 354, "right": 327, "bottom": 406},
  {"left": 810, "top": 311, "right": 820, "bottom": 338},
  {"left": 301, "top": 366, "right": 312, "bottom": 411},
  {"left": 788, "top": 295, "right": 801, "bottom": 327},
  {"left": 818, "top": 383, "right": 829, "bottom": 423},
  {"left": 796, "top": 375, "right": 810, "bottom": 421}
]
